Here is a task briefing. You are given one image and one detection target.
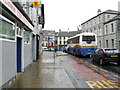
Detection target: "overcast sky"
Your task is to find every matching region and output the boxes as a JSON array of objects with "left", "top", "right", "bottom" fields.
[{"left": 42, "top": 0, "right": 120, "bottom": 32}]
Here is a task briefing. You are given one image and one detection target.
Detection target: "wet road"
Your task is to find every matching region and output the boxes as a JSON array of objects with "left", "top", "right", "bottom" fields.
[
  {"left": 60, "top": 52, "right": 120, "bottom": 88},
  {"left": 8, "top": 51, "right": 120, "bottom": 89},
  {"left": 73, "top": 55, "right": 120, "bottom": 75}
]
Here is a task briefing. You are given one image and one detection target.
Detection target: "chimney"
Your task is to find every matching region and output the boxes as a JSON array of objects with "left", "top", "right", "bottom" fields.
[
  {"left": 68, "top": 28, "right": 69, "bottom": 32},
  {"left": 59, "top": 29, "right": 61, "bottom": 32},
  {"left": 97, "top": 9, "right": 101, "bottom": 14}
]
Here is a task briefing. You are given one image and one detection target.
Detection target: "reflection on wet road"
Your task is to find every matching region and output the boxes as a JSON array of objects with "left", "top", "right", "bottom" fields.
[{"left": 8, "top": 51, "right": 120, "bottom": 88}]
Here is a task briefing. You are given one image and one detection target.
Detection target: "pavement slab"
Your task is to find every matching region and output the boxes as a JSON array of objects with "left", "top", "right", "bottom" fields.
[{"left": 8, "top": 51, "right": 75, "bottom": 88}]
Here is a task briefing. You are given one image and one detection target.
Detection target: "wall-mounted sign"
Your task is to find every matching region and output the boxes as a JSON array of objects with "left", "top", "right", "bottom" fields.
[
  {"left": 1, "top": 0, "right": 33, "bottom": 30},
  {"left": 32, "top": 0, "right": 41, "bottom": 7}
]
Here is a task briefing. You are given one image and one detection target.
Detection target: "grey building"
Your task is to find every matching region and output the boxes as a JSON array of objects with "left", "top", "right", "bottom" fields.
[
  {"left": 58, "top": 30, "right": 82, "bottom": 51},
  {"left": 103, "top": 15, "right": 120, "bottom": 50},
  {"left": 0, "top": 0, "right": 44, "bottom": 88},
  {"left": 81, "top": 10, "right": 119, "bottom": 49}
]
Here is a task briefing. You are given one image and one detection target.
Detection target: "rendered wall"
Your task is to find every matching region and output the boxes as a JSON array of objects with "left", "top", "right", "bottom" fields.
[
  {"left": 1, "top": 40, "right": 16, "bottom": 87},
  {"left": 24, "top": 44, "right": 32, "bottom": 68},
  {"left": 0, "top": 40, "right": 2, "bottom": 88}
]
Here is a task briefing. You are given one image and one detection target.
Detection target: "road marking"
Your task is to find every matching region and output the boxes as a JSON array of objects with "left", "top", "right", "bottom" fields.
[
  {"left": 86, "top": 80, "right": 120, "bottom": 88},
  {"left": 99, "top": 68, "right": 108, "bottom": 72},
  {"left": 91, "top": 65, "right": 97, "bottom": 67},
  {"left": 114, "top": 75, "right": 120, "bottom": 79},
  {"left": 86, "top": 81, "right": 102, "bottom": 88}
]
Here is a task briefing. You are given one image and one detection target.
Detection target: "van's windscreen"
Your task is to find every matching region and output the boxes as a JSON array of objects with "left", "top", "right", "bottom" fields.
[{"left": 82, "top": 36, "right": 95, "bottom": 41}]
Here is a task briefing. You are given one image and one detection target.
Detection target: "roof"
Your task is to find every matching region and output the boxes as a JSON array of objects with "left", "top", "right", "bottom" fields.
[
  {"left": 41, "top": 30, "right": 55, "bottom": 36},
  {"left": 104, "top": 14, "right": 120, "bottom": 24},
  {"left": 81, "top": 10, "right": 119, "bottom": 25},
  {"left": 58, "top": 30, "right": 82, "bottom": 37}
]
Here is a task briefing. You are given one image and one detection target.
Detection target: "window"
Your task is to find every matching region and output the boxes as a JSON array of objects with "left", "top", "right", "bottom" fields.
[
  {"left": 111, "top": 23, "right": 114, "bottom": 32},
  {"left": 0, "top": 15, "right": 15, "bottom": 40},
  {"left": 111, "top": 39, "right": 114, "bottom": 48},
  {"left": 98, "top": 26, "right": 100, "bottom": 35},
  {"left": 90, "top": 29, "right": 92, "bottom": 32},
  {"left": 94, "top": 27, "right": 96, "bottom": 33},
  {"left": 106, "top": 40, "right": 108, "bottom": 48},
  {"left": 64, "top": 41, "right": 66, "bottom": 45},
  {"left": 98, "top": 16, "right": 100, "bottom": 23},
  {"left": 60, "top": 37, "right": 61, "bottom": 40},
  {"left": 99, "top": 41, "right": 101, "bottom": 48},
  {"left": 69, "top": 36, "right": 79, "bottom": 44},
  {"left": 60, "top": 41, "right": 61, "bottom": 45},
  {"left": 106, "top": 25, "right": 108, "bottom": 34},
  {"left": 51, "top": 42, "right": 53, "bottom": 46},
  {"left": 24, "top": 30, "right": 30, "bottom": 43},
  {"left": 107, "top": 15, "right": 110, "bottom": 19},
  {"left": 17, "top": 25, "right": 22, "bottom": 36},
  {"left": 105, "top": 49, "right": 118, "bottom": 53},
  {"left": 82, "top": 36, "right": 95, "bottom": 41}
]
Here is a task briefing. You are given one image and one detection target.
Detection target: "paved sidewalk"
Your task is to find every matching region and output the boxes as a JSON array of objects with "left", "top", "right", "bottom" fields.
[{"left": 8, "top": 51, "right": 75, "bottom": 88}]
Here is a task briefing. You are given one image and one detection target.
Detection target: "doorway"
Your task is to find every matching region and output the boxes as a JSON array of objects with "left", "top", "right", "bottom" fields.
[
  {"left": 36, "top": 35, "right": 39, "bottom": 59},
  {"left": 32, "top": 34, "right": 35, "bottom": 61},
  {"left": 17, "top": 37, "right": 22, "bottom": 72}
]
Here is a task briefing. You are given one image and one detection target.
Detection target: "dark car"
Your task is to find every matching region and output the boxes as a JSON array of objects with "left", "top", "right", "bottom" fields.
[{"left": 91, "top": 48, "right": 120, "bottom": 65}]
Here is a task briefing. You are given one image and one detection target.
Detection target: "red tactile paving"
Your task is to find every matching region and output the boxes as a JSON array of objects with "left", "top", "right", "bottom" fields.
[{"left": 68, "top": 59, "right": 107, "bottom": 81}]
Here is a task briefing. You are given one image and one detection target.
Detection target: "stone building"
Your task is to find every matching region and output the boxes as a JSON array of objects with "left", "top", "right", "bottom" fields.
[
  {"left": 81, "top": 10, "right": 119, "bottom": 49},
  {"left": 57, "top": 30, "right": 82, "bottom": 51}
]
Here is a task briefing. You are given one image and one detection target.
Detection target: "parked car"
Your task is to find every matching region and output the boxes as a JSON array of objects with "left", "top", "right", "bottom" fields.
[
  {"left": 91, "top": 48, "right": 120, "bottom": 65},
  {"left": 42, "top": 47, "right": 48, "bottom": 51}
]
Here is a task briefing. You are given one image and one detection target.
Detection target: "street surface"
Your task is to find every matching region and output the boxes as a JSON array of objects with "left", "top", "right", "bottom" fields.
[
  {"left": 62, "top": 52, "right": 120, "bottom": 88},
  {"left": 8, "top": 51, "right": 120, "bottom": 89}
]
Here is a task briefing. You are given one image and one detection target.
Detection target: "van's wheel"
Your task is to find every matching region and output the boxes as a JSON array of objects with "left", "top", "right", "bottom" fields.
[{"left": 99, "top": 58, "right": 104, "bottom": 65}]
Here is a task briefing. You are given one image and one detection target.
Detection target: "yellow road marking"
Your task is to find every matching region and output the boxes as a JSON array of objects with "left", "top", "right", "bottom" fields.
[
  {"left": 91, "top": 65, "right": 97, "bottom": 67},
  {"left": 100, "top": 68, "right": 108, "bottom": 72},
  {"left": 114, "top": 75, "right": 120, "bottom": 79},
  {"left": 86, "top": 80, "right": 120, "bottom": 88},
  {"left": 86, "top": 81, "right": 102, "bottom": 88}
]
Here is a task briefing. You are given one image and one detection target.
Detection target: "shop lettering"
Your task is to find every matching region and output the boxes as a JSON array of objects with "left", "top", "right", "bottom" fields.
[
  {"left": 3, "top": 0, "right": 16, "bottom": 12},
  {"left": 86, "top": 80, "right": 120, "bottom": 88}
]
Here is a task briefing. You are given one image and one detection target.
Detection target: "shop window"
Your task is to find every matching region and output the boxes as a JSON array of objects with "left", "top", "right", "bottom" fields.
[
  {"left": 0, "top": 15, "right": 15, "bottom": 40},
  {"left": 24, "top": 30, "right": 30, "bottom": 43}
]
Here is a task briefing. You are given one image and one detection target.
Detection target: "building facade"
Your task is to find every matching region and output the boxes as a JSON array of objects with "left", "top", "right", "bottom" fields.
[
  {"left": 57, "top": 30, "right": 81, "bottom": 51},
  {"left": 41, "top": 30, "right": 55, "bottom": 50},
  {"left": 0, "top": 0, "right": 44, "bottom": 89},
  {"left": 81, "top": 10, "right": 119, "bottom": 49}
]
